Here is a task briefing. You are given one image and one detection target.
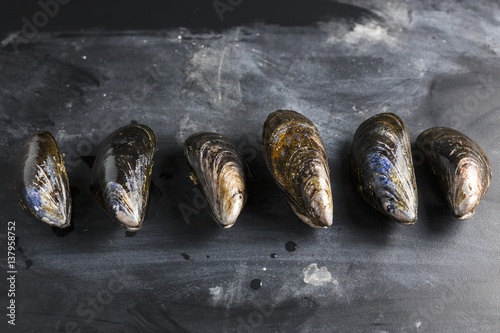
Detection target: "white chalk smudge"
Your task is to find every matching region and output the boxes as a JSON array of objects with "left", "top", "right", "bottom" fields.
[
  {"left": 5, "top": 126, "right": 30, "bottom": 139},
  {"left": 56, "top": 129, "right": 82, "bottom": 141},
  {"left": 303, "top": 263, "right": 335, "bottom": 286},
  {"left": 1, "top": 32, "right": 20, "bottom": 47},
  {"left": 345, "top": 23, "right": 396, "bottom": 45},
  {"left": 324, "top": 21, "right": 396, "bottom": 47},
  {"left": 181, "top": 28, "right": 244, "bottom": 110},
  {"left": 208, "top": 286, "right": 226, "bottom": 305},
  {"left": 209, "top": 286, "right": 222, "bottom": 299},
  {"left": 175, "top": 114, "right": 217, "bottom": 144},
  {"left": 217, "top": 46, "right": 229, "bottom": 102}
]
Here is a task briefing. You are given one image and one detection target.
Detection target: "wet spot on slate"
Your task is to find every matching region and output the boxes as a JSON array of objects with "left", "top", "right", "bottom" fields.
[
  {"left": 25, "top": 260, "right": 33, "bottom": 269},
  {"left": 270, "top": 253, "right": 277, "bottom": 258},
  {"left": 206, "top": 255, "right": 210, "bottom": 259},
  {"left": 81, "top": 155, "right": 96, "bottom": 169},
  {"left": 285, "top": 241, "right": 297, "bottom": 252},
  {"left": 250, "top": 279, "right": 262, "bottom": 290},
  {"left": 182, "top": 253, "right": 190, "bottom": 260}
]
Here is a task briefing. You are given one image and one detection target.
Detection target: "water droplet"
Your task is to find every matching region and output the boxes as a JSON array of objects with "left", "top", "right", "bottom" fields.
[
  {"left": 250, "top": 279, "right": 262, "bottom": 290},
  {"left": 285, "top": 241, "right": 297, "bottom": 252},
  {"left": 270, "top": 253, "right": 277, "bottom": 258},
  {"left": 182, "top": 253, "right": 190, "bottom": 260}
]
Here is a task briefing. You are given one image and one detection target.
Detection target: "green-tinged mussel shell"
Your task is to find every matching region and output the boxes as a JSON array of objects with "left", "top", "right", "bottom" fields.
[
  {"left": 416, "top": 127, "right": 492, "bottom": 220},
  {"left": 184, "top": 132, "right": 249, "bottom": 228},
  {"left": 15, "top": 131, "right": 72, "bottom": 228},
  {"left": 351, "top": 113, "right": 418, "bottom": 224},
  {"left": 90, "top": 124, "right": 156, "bottom": 231},
  {"left": 262, "top": 110, "right": 333, "bottom": 228}
]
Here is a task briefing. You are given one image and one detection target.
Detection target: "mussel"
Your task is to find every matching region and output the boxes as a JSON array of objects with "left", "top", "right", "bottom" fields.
[
  {"left": 90, "top": 124, "right": 156, "bottom": 231},
  {"left": 416, "top": 127, "right": 492, "bottom": 220},
  {"left": 15, "top": 132, "right": 72, "bottom": 228},
  {"left": 351, "top": 113, "right": 418, "bottom": 224},
  {"left": 262, "top": 110, "right": 333, "bottom": 228},
  {"left": 184, "top": 132, "right": 249, "bottom": 228}
]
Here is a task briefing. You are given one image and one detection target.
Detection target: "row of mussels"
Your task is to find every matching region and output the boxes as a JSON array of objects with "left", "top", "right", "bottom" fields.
[{"left": 15, "top": 110, "right": 492, "bottom": 231}]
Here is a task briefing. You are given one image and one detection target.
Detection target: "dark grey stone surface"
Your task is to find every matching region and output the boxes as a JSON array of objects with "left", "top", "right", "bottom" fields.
[{"left": 1, "top": 1, "right": 499, "bottom": 332}]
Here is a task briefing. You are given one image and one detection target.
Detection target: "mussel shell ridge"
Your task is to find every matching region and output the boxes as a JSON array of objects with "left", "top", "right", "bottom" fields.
[
  {"left": 185, "top": 132, "right": 248, "bottom": 228},
  {"left": 351, "top": 113, "right": 418, "bottom": 224},
  {"left": 90, "top": 124, "right": 156, "bottom": 231},
  {"left": 15, "top": 131, "right": 72, "bottom": 228},
  {"left": 262, "top": 110, "right": 333, "bottom": 228},
  {"left": 416, "top": 127, "right": 492, "bottom": 220}
]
